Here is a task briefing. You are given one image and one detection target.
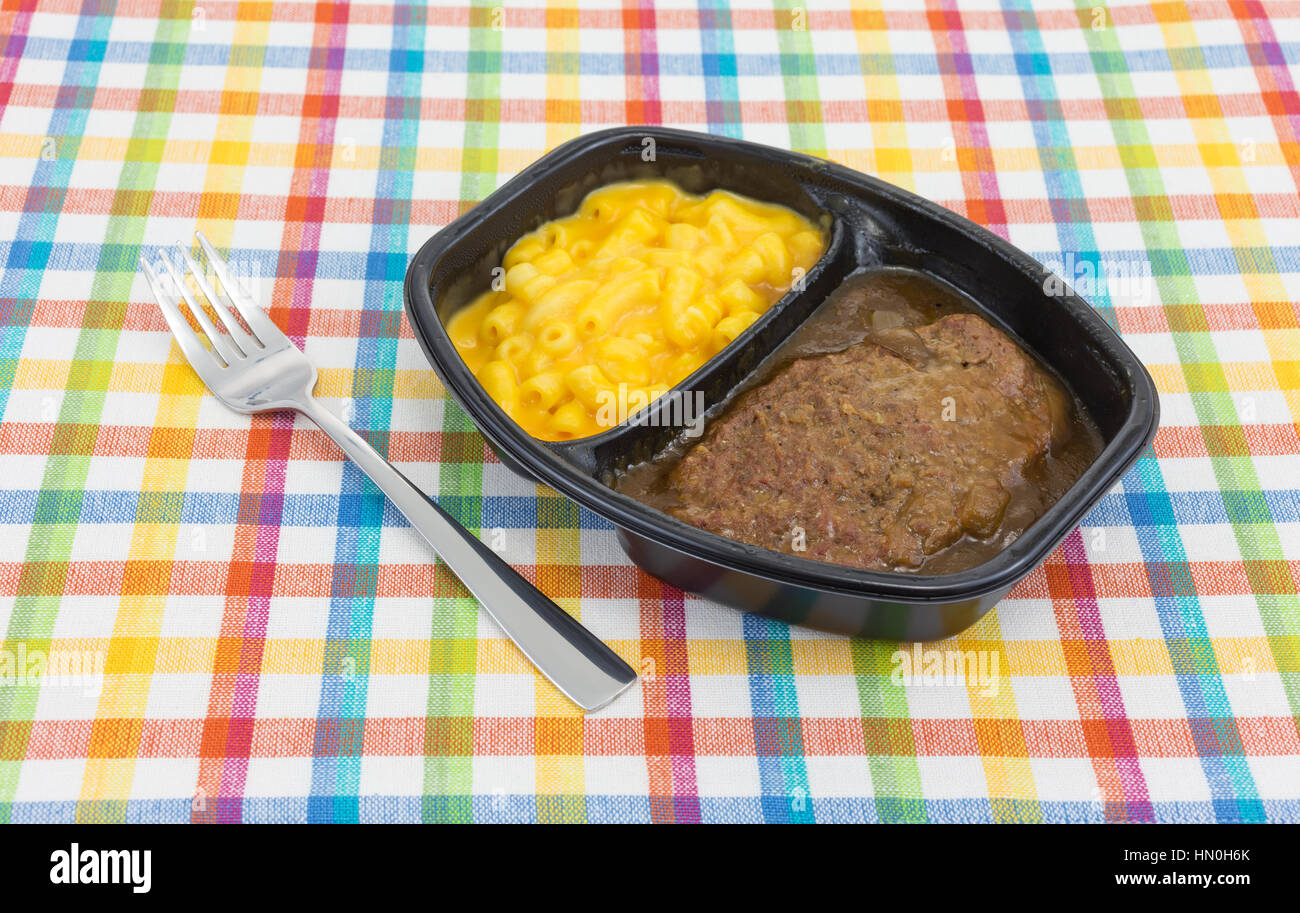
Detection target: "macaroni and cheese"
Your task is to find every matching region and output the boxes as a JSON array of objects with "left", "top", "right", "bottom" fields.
[{"left": 447, "top": 179, "right": 825, "bottom": 440}]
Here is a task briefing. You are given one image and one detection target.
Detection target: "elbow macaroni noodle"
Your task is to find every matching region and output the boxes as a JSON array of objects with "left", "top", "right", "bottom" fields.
[{"left": 447, "top": 179, "right": 826, "bottom": 440}]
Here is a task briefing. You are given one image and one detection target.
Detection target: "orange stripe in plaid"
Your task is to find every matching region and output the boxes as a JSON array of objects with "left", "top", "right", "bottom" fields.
[
  {"left": 1154, "top": 423, "right": 1300, "bottom": 458},
  {"left": 193, "top": 415, "right": 286, "bottom": 817},
  {"left": 20, "top": 714, "right": 1300, "bottom": 762},
  {"left": 637, "top": 571, "right": 697, "bottom": 821},
  {"left": 11, "top": 558, "right": 1294, "bottom": 606},
  {"left": 0, "top": 422, "right": 445, "bottom": 462}
]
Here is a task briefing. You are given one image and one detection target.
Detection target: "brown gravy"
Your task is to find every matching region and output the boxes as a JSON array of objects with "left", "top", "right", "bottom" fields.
[{"left": 613, "top": 268, "right": 1104, "bottom": 575}]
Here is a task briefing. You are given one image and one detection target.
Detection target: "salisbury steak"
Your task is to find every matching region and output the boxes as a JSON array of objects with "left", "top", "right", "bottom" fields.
[{"left": 669, "top": 313, "right": 1071, "bottom": 571}]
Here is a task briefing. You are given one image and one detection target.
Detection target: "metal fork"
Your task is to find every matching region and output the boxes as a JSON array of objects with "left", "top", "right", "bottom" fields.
[{"left": 139, "top": 232, "right": 637, "bottom": 711}]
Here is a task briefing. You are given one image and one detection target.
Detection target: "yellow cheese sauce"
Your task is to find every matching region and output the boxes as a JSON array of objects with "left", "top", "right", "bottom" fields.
[{"left": 446, "top": 179, "right": 826, "bottom": 440}]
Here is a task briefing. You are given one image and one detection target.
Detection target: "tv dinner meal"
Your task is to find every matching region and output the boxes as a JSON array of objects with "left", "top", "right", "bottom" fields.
[
  {"left": 406, "top": 128, "right": 1158, "bottom": 638},
  {"left": 614, "top": 270, "right": 1103, "bottom": 575},
  {"left": 445, "top": 179, "right": 826, "bottom": 440}
]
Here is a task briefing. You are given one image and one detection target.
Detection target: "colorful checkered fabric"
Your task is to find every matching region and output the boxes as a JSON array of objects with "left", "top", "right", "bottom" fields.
[{"left": 1, "top": 0, "right": 1298, "bottom": 824}]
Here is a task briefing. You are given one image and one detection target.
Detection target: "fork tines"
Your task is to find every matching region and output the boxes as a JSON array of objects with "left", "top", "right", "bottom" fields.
[{"left": 139, "top": 231, "right": 284, "bottom": 367}]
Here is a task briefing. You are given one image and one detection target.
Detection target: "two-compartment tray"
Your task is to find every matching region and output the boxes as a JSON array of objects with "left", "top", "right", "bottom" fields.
[{"left": 403, "top": 127, "right": 1159, "bottom": 640}]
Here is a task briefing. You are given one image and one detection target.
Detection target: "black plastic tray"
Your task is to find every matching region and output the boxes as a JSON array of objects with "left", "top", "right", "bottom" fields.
[{"left": 403, "top": 127, "right": 1159, "bottom": 640}]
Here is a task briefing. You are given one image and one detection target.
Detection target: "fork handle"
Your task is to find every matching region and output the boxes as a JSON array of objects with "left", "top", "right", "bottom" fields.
[{"left": 297, "top": 396, "right": 638, "bottom": 711}]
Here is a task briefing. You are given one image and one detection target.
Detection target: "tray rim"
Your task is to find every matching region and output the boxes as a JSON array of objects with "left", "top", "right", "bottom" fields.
[{"left": 403, "top": 126, "right": 1160, "bottom": 603}]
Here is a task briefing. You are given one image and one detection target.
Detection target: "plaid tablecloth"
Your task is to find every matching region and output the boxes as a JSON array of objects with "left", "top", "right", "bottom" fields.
[{"left": 1, "top": 0, "right": 1298, "bottom": 824}]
